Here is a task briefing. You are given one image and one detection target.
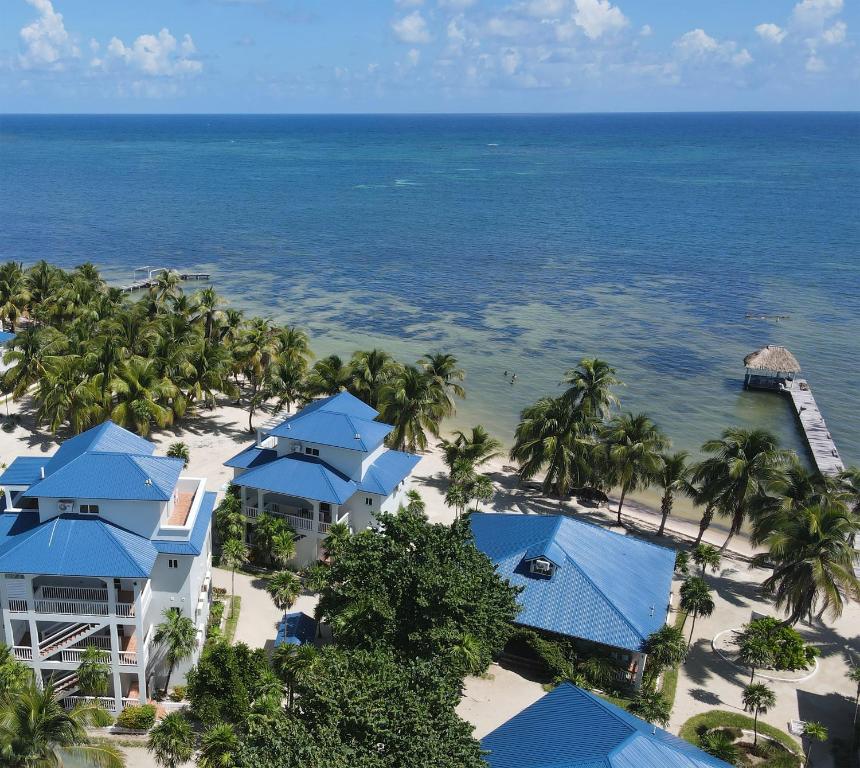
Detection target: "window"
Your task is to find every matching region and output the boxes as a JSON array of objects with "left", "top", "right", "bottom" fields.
[
  {"left": 305, "top": 447, "right": 320, "bottom": 457},
  {"left": 79, "top": 504, "right": 99, "bottom": 515},
  {"left": 168, "top": 559, "right": 179, "bottom": 569},
  {"left": 320, "top": 503, "right": 331, "bottom": 513},
  {"left": 365, "top": 497, "right": 373, "bottom": 506}
]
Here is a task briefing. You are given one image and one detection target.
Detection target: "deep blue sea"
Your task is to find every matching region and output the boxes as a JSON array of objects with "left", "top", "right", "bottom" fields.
[{"left": 1, "top": 113, "right": 858, "bottom": 484}]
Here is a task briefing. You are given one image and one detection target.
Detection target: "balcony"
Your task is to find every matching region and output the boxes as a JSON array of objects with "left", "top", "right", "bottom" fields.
[
  {"left": 243, "top": 503, "right": 346, "bottom": 535},
  {"left": 19, "top": 585, "right": 136, "bottom": 617}
]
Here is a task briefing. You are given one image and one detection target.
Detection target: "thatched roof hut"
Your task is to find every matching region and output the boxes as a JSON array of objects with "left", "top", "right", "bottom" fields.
[{"left": 743, "top": 345, "right": 801, "bottom": 373}]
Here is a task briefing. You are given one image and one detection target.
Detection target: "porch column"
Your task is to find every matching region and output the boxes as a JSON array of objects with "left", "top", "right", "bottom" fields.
[
  {"left": 0, "top": 577, "right": 13, "bottom": 646},
  {"left": 134, "top": 581, "right": 147, "bottom": 705},
  {"left": 257, "top": 488, "right": 264, "bottom": 514},
  {"left": 3, "top": 488, "right": 12, "bottom": 511},
  {"left": 27, "top": 576, "right": 39, "bottom": 669},
  {"left": 109, "top": 619, "right": 122, "bottom": 713}
]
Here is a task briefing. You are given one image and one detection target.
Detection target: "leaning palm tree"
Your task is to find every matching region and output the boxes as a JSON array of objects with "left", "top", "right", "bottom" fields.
[
  {"left": 756, "top": 500, "right": 860, "bottom": 625},
  {"left": 198, "top": 723, "right": 240, "bottom": 768},
  {"left": 689, "top": 455, "right": 729, "bottom": 546},
  {"left": 701, "top": 427, "right": 790, "bottom": 551},
  {"left": 348, "top": 348, "right": 397, "bottom": 409},
  {"left": 0, "top": 679, "right": 124, "bottom": 768},
  {"left": 379, "top": 365, "right": 446, "bottom": 451},
  {"left": 561, "top": 357, "right": 622, "bottom": 419},
  {"left": 147, "top": 711, "right": 194, "bottom": 768},
  {"left": 742, "top": 682, "right": 776, "bottom": 746},
  {"left": 655, "top": 451, "right": 692, "bottom": 536},
  {"left": 601, "top": 413, "right": 669, "bottom": 525},
  {"left": 266, "top": 570, "right": 302, "bottom": 621},
  {"left": 153, "top": 608, "right": 197, "bottom": 695},
  {"left": 417, "top": 352, "right": 465, "bottom": 417},
  {"left": 678, "top": 576, "right": 715, "bottom": 647}
]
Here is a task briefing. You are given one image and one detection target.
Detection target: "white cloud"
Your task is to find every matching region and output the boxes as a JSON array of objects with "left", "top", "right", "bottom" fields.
[
  {"left": 407, "top": 48, "right": 421, "bottom": 66},
  {"left": 820, "top": 20, "right": 846, "bottom": 44},
  {"left": 792, "top": 0, "right": 842, "bottom": 28},
  {"left": 755, "top": 23, "right": 786, "bottom": 44},
  {"left": 573, "top": 0, "right": 628, "bottom": 40},
  {"left": 438, "top": 0, "right": 477, "bottom": 7},
  {"left": 806, "top": 53, "right": 827, "bottom": 71},
  {"left": 396, "top": 0, "right": 424, "bottom": 6},
  {"left": 525, "top": 0, "right": 567, "bottom": 17},
  {"left": 675, "top": 28, "right": 752, "bottom": 67},
  {"left": 18, "top": 0, "right": 79, "bottom": 70},
  {"left": 486, "top": 17, "right": 530, "bottom": 38},
  {"left": 106, "top": 29, "right": 202, "bottom": 76},
  {"left": 392, "top": 11, "right": 432, "bottom": 43},
  {"left": 639, "top": 24, "right": 652, "bottom": 37}
]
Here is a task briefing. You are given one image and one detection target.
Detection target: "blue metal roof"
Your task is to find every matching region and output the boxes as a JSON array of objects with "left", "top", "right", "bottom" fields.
[
  {"left": 232, "top": 454, "right": 357, "bottom": 505},
  {"left": 0, "top": 512, "right": 157, "bottom": 577},
  {"left": 275, "top": 611, "right": 317, "bottom": 646},
  {"left": 26, "top": 452, "right": 183, "bottom": 501},
  {"left": 153, "top": 492, "right": 216, "bottom": 555},
  {"left": 267, "top": 392, "right": 392, "bottom": 452},
  {"left": 0, "top": 456, "right": 48, "bottom": 487},
  {"left": 482, "top": 683, "right": 732, "bottom": 768},
  {"left": 43, "top": 421, "right": 155, "bottom": 477},
  {"left": 357, "top": 450, "right": 421, "bottom": 496},
  {"left": 470, "top": 514, "right": 674, "bottom": 652},
  {"left": 0, "top": 331, "right": 15, "bottom": 344},
  {"left": 224, "top": 444, "right": 278, "bottom": 470}
]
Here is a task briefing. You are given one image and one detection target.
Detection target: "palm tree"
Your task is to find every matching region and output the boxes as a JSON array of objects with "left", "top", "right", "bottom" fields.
[
  {"left": 679, "top": 576, "right": 715, "bottom": 647},
  {"left": 198, "top": 723, "right": 240, "bottom": 768},
  {"left": 627, "top": 689, "right": 671, "bottom": 726},
  {"left": 306, "top": 354, "right": 351, "bottom": 397},
  {"left": 322, "top": 521, "right": 351, "bottom": 560},
  {"left": 76, "top": 645, "right": 111, "bottom": 696},
  {"left": 220, "top": 538, "right": 248, "bottom": 605},
  {"left": 235, "top": 318, "right": 279, "bottom": 430},
  {"left": 271, "top": 530, "right": 297, "bottom": 569},
  {"left": 25, "top": 259, "right": 62, "bottom": 312},
  {"left": 276, "top": 325, "right": 312, "bottom": 366},
  {"left": 153, "top": 608, "right": 197, "bottom": 695},
  {"left": 0, "top": 261, "right": 31, "bottom": 332},
  {"left": 756, "top": 500, "right": 860, "bottom": 625},
  {"left": 193, "top": 286, "right": 223, "bottom": 344},
  {"left": 183, "top": 341, "right": 239, "bottom": 407},
  {"left": 642, "top": 625, "right": 687, "bottom": 687},
  {"left": 167, "top": 442, "right": 190, "bottom": 468},
  {"left": 0, "top": 644, "right": 29, "bottom": 697},
  {"left": 451, "top": 632, "right": 483, "bottom": 675},
  {"left": 742, "top": 682, "right": 776, "bottom": 746},
  {"left": 802, "top": 721, "right": 827, "bottom": 766},
  {"left": 656, "top": 451, "right": 691, "bottom": 536},
  {"left": 691, "top": 543, "right": 721, "bottom": 580},
  {"left": 151, "top": 270, "right": 183, "bottom": 306},
  {"left": 266, "top": 570, "right": 302, "bottom": 620},
  {"left": 689, "top": 456, "right": 729, "bottom": 546},
  {"left": 418, "top": 352, "right": 465, "bottom": 417},
  {"left": 1, "top": 326, "right": 67, "bottom": 399},
  {"left": 269, "top": 357, "right": 307, "bottom": 415},
  {"left": 0, "top": 679, "right": 124, "bottom": 768},
  {"left": 602, "top": 413, "right": 669, "bottom": 525},
  {"left": 701, "top": 427, "right": 789, "bottom": 551},
  {"left": 848, "top": 665, "right": 860, "bottom": 727},
  {"left": 562, "top": 357, "right": 622, "bottom": 419},
  {"left": 379, "top": 365, "right": 446, "bottom": 451},
  {"left": 736, "top": 633, "right": 773, "bottom": 685},
  {"left": 110, "top": 357, "right": 179, "bottom": 436},
  {"left": 348, "top": 348, "right": 397, "bottom": 408},
  {"left": 698, "top": 729, "right": 739, "bottom": 765},
  {"left": 439, "top": 425, "right": 503, "bottom": 472},
  {"left": 147, "top": 711, "right": 194, "bottom": 768},
  {"left": 272, "top": 643, "right": 317, "bottom": 709}
]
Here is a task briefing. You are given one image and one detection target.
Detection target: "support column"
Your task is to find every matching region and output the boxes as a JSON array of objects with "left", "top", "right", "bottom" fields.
[
  {"left": 107, "top": 581, "right": 122, "bottom": 713},
  {"left": 26, "top": 576, "right": 40, "bottom": 675},
  {"left": 257, "top": 488, "right": 264, "bottom": 515},
  {"left": 312, "top": 501, "right": 321, "bottom": 558},
  {"left": 3, "top": 488, "right": 13, "bottom": 511}
]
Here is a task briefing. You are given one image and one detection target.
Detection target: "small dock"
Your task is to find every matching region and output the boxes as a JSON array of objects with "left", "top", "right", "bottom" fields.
[
  {"left": 743, "top": 345, "right": 844, "bottom": 477},
  {"left": 119, "top": 266, "right": 211, "bottom": 293}
]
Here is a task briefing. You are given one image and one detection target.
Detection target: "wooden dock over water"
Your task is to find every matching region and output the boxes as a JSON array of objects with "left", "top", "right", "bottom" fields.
[
  {"left": 785, "top": 379, "right": 844, "bottom": 476},
  {"left": 118, "top": 267, "right": 211, "bottom": 293}
]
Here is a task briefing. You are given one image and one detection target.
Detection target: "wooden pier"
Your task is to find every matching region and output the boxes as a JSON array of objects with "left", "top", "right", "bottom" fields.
[
  {"left": 785, "top": 379, "right": 844, "bottom": 476},
  {"left": 118, "top": 267, "right": 211, "bottom": 293}
]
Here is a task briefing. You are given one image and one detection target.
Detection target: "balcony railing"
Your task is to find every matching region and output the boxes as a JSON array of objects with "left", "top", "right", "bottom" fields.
[
  {"left": 12, "top": 646, "right": 32, "bottom": 660},
  {"left": 243, "top": 505, "right": 258, "bottom": 519},
  {"left": 8, "top": 599, "right": 27, "bottom": 612},
  {"left": 318, "top": 521, "right": 332, "bottom": 534},
  {"left": 32, "top": 598, "right": 135, "bottom": 617},
  {"left": 284, "top": 513, "right": 313, "bottom": 532},
  {"left": 41, "top": 585, "right": 108, "bottom": 602}
]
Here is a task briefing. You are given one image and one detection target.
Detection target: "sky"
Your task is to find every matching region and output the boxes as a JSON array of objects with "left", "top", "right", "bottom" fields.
[{"left": 0, "top": 0, "right": 858, "bottom": 112}]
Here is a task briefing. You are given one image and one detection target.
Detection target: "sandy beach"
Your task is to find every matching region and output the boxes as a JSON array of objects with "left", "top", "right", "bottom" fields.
[{"left": 0, "top": 394, "right": 759, "bottom": 559}]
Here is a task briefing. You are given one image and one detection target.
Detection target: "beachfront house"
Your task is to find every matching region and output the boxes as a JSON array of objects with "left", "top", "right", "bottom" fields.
[
  {"left": 0, "top": 421, "right": 215, "bottom": 713},
  {"left": 481, "top": 682, "right": 732, "bottom": 768},
  {"left": 225, "top": 392, "right": 420, "bottom": 566},
  {"left": 469, "top": 513, "right": 675, "bottom": 689}
]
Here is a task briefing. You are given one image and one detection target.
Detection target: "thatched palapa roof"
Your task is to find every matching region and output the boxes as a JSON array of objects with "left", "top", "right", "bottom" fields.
[{"left": 743, "top": 345, "right": 801, "bottom": 373}]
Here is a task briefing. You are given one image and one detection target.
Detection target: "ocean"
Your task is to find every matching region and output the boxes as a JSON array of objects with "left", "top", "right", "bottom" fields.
[{"left": 1, "top": 113, "right": 858, "bottom": 477}]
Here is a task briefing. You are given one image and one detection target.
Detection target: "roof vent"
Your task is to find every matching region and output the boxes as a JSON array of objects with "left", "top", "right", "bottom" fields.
[
  {"left": 40, "top": 466, "right": 45, "bottom": 479},
  {"left": 144, "top": 478, "right": 153, "bottom": 486},
  {"left": 354, "top": 433, "right": 361, "bottom": 440},
  {"left": 530, "top": 557, "right": 554, "bottom": 576}
]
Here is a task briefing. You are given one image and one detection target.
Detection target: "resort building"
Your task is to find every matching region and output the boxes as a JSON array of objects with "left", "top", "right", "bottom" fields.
[
  {"left": 0, "top": 421, "right": 215, "bottom": 713},
  {"left": 225, "top": 392, "right": 420, "bottom": 566},
  {"left": 481, "top": 683, "right": 732, "bottom": 768},
  {"left": 469, "top": 513, "right": 675, "bottom": 688}
]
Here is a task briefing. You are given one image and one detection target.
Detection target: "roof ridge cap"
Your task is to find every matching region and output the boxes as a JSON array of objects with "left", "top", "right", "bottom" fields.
[
  {"left": 101, "top": 519, "right": 152, "bottom": 575},
  {"left": 574, "top": 687, "right": 637, "bottom": 746},
  {"left": 342, "top": 413, "right": 368, "bottom": 452}
]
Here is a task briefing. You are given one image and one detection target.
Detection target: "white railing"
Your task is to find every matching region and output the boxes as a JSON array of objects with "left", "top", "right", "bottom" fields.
[
  {"left": 70, "top": 635, "right": 112, "bottom": 651},
  {"left": 40, "top": 585, "right": 108, "bottom": 602},
  {"left": 116, "top": 603, "right": 134, "bottom": 618},
  {"left": 62, "top": 695, "right": 116, "bottom": 712},
  {"left": 243, "top": 506, "right": 258, "bottom": 519},
  {"left": 122, "top": 697, "right": 141, "bottom": 708},
  {"left": 284, "top": 514, "right": 313, "bottom": 532},
  {"left": 318, "top": 521, "right": 332, "bottom": 534},
  {"left": 60, "top": 648, "right": 86, "bottom": 663},
  {"left": 118, "top": 651, "right": 138, "bottom": 665},
  {"left": 12, "top": 646, "right": 32, "bottom": 660},
  {"left": 40, "top": 622, "right": 95, "bottom": 654},
  {"left": 35, "top": 599, "right": 109, "bottom": 616},
  {"left": 8, "top": 598, "right": 28, "bottom": 612}
]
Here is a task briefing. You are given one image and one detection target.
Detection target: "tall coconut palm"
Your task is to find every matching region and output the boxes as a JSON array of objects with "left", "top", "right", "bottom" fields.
[
  {"left": 193, "top": 287, "right": 223, "bottom": 344},
  {"left": 272, "top": 643, "right": 317, "bottom": 709},
  {"left": 0, "top": 261, "right": 31, "bottom": 332},
  {"left": 36, "top": 356, "right": 100, "bottom": 434},
  {"left": 235, "top": 318, "right": 280, "bottom": 430},
  {"left": 418, "top": 352, "right": 465, "bottom": 417},
  {"left": 379, "top": 365, "right": 446, "bottom": 451},
  {"left": 110, "top": 358, "right": 179, "bottom": 436},
  {"left": 269, "top": 357, "right": 307, "bottom": 415},
  {"left": 642, "top": 624, "right": 687, "bottom": 686},
  {"left": 184, "top": 341, "right": 239, "bottom": 407},
  {"left": 701, "top": 427, "right": 790, "bottom": 551},
  {"left": 1, "top": 326, "right": 67, "bottom": 399},
  {"left": 0, "top": 679, "right": 124, "bottom": 768},
  {"left": 510, "top": 396, "right": 594, "bottom": 500},
  {"left": 151, "top": 270, "right": 183, "bottom": 307},
  {"left": 266, "top": 570, "right": 302, "bottom": 621},
  {"left": 270, "top": 530, "right": 297, "bottom": 569},
  {"left": 689, "top": 456, "right": 729, "bottom": 546},
  {"left": 562, "top": 357, "right": 622, "bottom": 419},
  {"left": 221, "top": 538, "right": 248, "bottom": 605},
  {"left": 322, "top": 521, "right": 351, "bottom": 560},
  {"left": 348, "top": 348, "right": 397, "bottom": 408},
  {"left": 198, "top": 723, "right": 240, "bottom": 768},
  {"left": 655, "top": 451, "right": 692, "bottom": 536},
  {"left": 742, "top": 682, "right": 776, "bottom": 746},
  {"left": 602, "top": 413, "right": 669, "bottom": 525},
  {"left": 679, "top": 576, "right": 715, "bottom": 647},
  {"left": 276, "top": 325, "right": 312, "bottom": 365},
  {"left": 439, "top": 425, "right": 503, "bottom": 472},
  {"left": 25, "top": 259, "right": 62, "bottom": 313},
  {"left": 305, "top": 354, "right": 351, "bottom": 398},
  {"left": 147, "top": 711, "right": 194, "bottom": 768},
  {"left": 153, "top": 608, "right": 197, "bottom": 695},
  {"left": 756, "top": 500, "right": 860, "bottom": 625}
]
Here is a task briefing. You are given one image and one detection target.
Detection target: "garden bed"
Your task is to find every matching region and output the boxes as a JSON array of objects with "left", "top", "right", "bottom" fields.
[{"left": 680, "top": 711, "right": 801, "bottom": 767}]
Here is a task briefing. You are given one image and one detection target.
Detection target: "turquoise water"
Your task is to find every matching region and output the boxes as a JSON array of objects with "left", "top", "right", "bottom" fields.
[{"left": 1, "top": 113, "right": 858, "bottom": 467}]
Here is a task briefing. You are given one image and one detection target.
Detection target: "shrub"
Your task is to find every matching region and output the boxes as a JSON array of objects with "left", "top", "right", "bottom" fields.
[
  {"left": 736, "top": 617, "right": 818, "bottom": 672},
  {"left": 212, "top": 587, "right": 227, "bottom": 598},
  {"left": 117, "top": 703, "right": 157, "bottom": 731},
  {"left": 169, "top": 685, "right": 188, "bottom": 702},
  {"left": 209, "top": 600, "right": 225, "bottom": 626},
  {"left": 91, "top": 707, "right": 114, "bottom": 727}
]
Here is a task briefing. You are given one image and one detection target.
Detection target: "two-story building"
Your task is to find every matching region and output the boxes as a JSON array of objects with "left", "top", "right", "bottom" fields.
[
  {"left": 225, "top": 392, "right": 420, "bottom": 566},
  {"left": 0, "top": 421, "right": 215, "bottom": 713}
]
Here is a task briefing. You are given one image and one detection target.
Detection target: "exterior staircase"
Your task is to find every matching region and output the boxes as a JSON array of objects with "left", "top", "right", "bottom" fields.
[
  {"left": 51, "top": 671, "right": 79, "bottom": 695},
  {"left": 39, "top": 622, "right": 103, "bottom": 659}
]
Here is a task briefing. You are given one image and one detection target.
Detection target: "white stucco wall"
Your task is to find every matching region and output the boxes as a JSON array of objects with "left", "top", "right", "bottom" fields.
[{"left": 36, "top": 497, "right": 165, "bottom": 538}]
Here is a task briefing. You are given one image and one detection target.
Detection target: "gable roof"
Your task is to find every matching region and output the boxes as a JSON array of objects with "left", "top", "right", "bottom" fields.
[
  {"left": 232, "top": 454, "right": 358, "bottom": 505},
  {"left": 267, "top": 392, "right": 392, "bottom": 452},
  {"left": 224, "top": 444, "right": 278, "bottom": 470},
  {"left": 25, "top": 452, "right": 183, "bottom": 501},
  {"left": 469, "top": 513, "right": 674, "bottom": 652},
  {"left": 0, "top": 511, "right": 157, "bottom": 577},
  {"left": 482, "top": 683, "right": 732, "bottom": 768}
]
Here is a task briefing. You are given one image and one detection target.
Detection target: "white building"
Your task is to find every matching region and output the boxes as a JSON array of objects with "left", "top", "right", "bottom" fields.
[
  {"left": 225, "top": 392, "right": 420, "bottom": 566},
  {"left": 0, "top": 421, "right": 214, "bottom": 713}
]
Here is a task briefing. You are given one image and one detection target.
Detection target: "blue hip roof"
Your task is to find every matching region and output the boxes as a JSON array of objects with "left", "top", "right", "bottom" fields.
[
  {"left": 482, "top": 683, "right": 733, "bottom": 768},
  {"left": 469, "top": 513, "right": 675, "bottom": 652},
  {"left": 0, "top": 456, "right": 48, "bottom": 487},
  {"left": 275, "top": 612, "right": 317, "bottom": 646},
  {"left": 232, "top": 454, "right": 357, "bottom": 505},
  {"left": 224, "top": 444, "right": 278, "bottom": 470},
  {"left": 357, "top": 450, "right": 420, "bottom": 496}
]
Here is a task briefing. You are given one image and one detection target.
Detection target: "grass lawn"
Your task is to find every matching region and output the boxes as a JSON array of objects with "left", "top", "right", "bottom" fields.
[
  {"left": 679, "top": 710, "right": 801, "bottom": 755},
  {"left": 224, "top": 595, "right": 241, "bottom": 644}
]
